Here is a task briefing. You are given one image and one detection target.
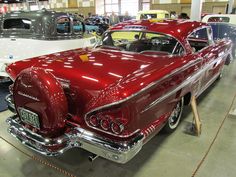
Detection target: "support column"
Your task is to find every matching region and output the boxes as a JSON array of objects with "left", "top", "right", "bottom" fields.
[
  {"left": 228, "top": 0, "right": 234, "bottom": 14},
  {"left": 190, "top": 0, "right": 203, "bottom": 21}
]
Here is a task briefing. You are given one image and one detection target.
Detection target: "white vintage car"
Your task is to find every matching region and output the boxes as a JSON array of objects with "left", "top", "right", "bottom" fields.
[
  {"left": 202, "top": 14, "right": 236, "bottom": 25},
  {"left": 0, "top": 10, "right": 96, "bottom": 79}
]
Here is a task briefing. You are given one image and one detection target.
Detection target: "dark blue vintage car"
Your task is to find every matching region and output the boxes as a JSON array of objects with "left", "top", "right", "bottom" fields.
[{"left": 84, "top": 16, "right": 109, "bottom": 35}]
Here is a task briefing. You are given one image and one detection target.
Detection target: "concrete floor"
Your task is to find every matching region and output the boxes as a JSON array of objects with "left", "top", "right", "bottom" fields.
[{"left": 0, "top": 60, "right": 236, "bottom": 177}]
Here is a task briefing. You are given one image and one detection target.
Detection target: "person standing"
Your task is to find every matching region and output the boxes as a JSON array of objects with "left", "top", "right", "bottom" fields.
[
  {"left": 109, "top": 11, "right": 120, "bottom": 26},
  {"left": 170, "top": 11, "right": 177, "bottom": 19},
  {"left": 123, "top": 11, "right": 131, "bottom": 21}
]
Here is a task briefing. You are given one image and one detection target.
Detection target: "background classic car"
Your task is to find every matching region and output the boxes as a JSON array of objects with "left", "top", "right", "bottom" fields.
[
  {"left": 0, "top": 9, "right": 96, "bottom": 79},
  {"left": 5, "top": 20, "right": 232, "bottom": 163},
  {"left": 84, "top": 16, "right": 109, "bottom": 36},
  {"left": 202, "top": 14, "right": 236, "bottom": 25},
  {"left": 209, "top": 22, "right": 236, "bottom": 58},
  {"left": 136, "top": 10, "right": 170, "bottom": 20}
]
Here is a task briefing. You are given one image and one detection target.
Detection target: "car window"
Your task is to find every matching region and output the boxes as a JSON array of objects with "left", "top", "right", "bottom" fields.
[
  {"left": 211, "top": 23, "right": 236, "bottom": 41},
  {"left": 56, "top": 17, "right": 71, "bottom": 34},
  {"left": 140, "top": 14, "right": 157, "bottom": 19},
  {"left": 210, "top": 24, "right": 220, "bottom": 39},
  {"left": 73, "top": 19, "right": 84, "bottom": 34},
  {"left": 188, "top": 28, "right": 210, "bottom": 52},
  {"left": 208, "top": 17, "right": 230, "bottom": 23},
  {"left": 3, "top": 18, "right": 31, "bottom": 30},
  {"left": 102, "top": 31, "right": 184, "bottom": 55}
]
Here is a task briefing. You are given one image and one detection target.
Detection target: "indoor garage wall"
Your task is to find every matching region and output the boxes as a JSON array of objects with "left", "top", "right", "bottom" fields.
[
  {"left": 0, "top": 0, "right": 235, "bottom": 16},
  {"left": 0, "top": 1, "right": 49, "bottom": 12},
  {"left": 151, "top": 0, "right": 229, "bottom": 15},
  {"left": 50, "top": 0, "right": 95, "bottom": 16},
  {"left": 0, "top": 0, "right": 96, "bottom": 17}
]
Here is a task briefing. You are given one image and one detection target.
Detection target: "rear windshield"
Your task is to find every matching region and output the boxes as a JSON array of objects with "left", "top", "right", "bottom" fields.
[
  {"left": 3, "top": 18, "right": 31, "bottom": 29},
  {"left": 101, "top": 31, "right": 184, "bottom": 55}
]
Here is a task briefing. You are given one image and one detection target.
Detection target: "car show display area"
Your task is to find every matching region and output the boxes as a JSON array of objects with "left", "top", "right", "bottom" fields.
[{"left": 0, "top": 59, "right": 236, "bottom": 177}]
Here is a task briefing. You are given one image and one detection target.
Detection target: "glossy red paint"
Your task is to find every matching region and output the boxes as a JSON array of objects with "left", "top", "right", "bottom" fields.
[
  {"left": 5, "top": 20, "right": 233, "bottom": 161},
  {"left": 13, "top": 68, "right": 68, "bottom": 137}
]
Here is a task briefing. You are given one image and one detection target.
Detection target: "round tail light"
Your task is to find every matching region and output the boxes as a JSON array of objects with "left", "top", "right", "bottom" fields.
[
  {"left": 100, "top": 119, "right": 110, "bottom": 130},
  {"left": 111, "top": 122, "right": 124, "bottom": 134},
  {"left": 89, "top": 115, "right": 99, "bottom": 126}
]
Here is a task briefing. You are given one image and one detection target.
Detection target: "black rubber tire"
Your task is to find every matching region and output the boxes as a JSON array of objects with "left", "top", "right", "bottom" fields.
[
  {"left": 96, "top": 28, "right": 104, "bottom": 36},
  {"left": 163, "top": 97, "right": 184, "bottom": 133}
]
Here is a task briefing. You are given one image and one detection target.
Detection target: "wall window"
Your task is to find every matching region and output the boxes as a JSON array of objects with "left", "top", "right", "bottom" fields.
[
  {"left": 121, "top": 0, "right": 139, "bottom": 16},
  {"left": 98, "top": 0, "right": 146, "bottom": 16},
  {"left": 105, "top": 0, "right": 119, "bottom": 15},
  {"left": 141, "top": 0, "right": 150, "bottom": 11},
  {"left": 96, "top": 0, "right": 105, "bottom": 15}
]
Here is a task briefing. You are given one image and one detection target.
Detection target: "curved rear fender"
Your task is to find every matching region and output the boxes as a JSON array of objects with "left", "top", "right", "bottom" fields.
[{"left": 6, "top": 57, "right": 41, "bottom": 80}]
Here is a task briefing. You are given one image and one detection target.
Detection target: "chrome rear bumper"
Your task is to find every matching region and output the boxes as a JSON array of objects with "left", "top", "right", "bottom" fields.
[
  {"left": 5, "top": 94, "right": 15, "bottom": 113},
  {"left": 6, "top": 115, "right": 144, "bottom": 163}
]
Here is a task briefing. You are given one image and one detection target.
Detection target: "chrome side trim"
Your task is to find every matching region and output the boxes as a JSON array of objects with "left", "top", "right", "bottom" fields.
[
  {"left": 85, "top": 58, "right": 202, "bottom": 118},
  {"left": 142, "top": 51, "right": 228, "bottom": 113},
  {"left": 196, "top": 71, "right": 220, "bottom": 97},
  {"left": 86, "top": 49, "right": 230, "bottom": 118},
  {"left": 6, "top": 115, "right": 144, "bottom": 164}
]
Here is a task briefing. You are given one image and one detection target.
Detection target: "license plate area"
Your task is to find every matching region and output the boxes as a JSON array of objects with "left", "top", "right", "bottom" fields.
[{"left": 18, "top": 107, "right": 40, "bottom": 129}]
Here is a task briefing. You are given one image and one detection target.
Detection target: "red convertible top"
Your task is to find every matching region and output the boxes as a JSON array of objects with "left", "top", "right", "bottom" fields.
[{"left": 110, "top": 19, "right": 209, "bottom": 43}]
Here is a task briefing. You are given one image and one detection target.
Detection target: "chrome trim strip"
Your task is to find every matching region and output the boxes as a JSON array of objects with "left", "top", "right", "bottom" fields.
[
  {"left": 196, "top": 71, "right": 220, "bottom": 97},
  {"left": 85, "top": 58, "right": 202, "bottom": 118},
  {"left": 86, "top": 50, "right": 229, "bottom": 117},
  {"left": 6, "top": 115, "right": 144, "bottom": 163},
  {"left": 141, "top": 51, "right": 229, "bottom": 113}
]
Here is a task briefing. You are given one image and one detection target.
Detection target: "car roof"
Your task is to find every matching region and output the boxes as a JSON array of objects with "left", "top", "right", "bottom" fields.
[
  {"left": 0, "top": 9, "right": 83, "bottom": 39},
  {"left": 110, "top": 19, "right": 209, "bottom": 43},
  {"left": 1, "top": 9, "right": 69, "bottom": 21}
]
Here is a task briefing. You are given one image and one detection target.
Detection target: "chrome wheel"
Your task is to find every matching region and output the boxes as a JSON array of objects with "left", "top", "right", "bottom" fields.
[{"left": 163, "top": 97, "right": 184, "bottom": 133}]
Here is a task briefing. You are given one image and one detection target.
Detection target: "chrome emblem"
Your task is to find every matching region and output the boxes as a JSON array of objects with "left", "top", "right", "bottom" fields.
[{"left": 17, "top": 91, "right": 40, "bottom": 101}]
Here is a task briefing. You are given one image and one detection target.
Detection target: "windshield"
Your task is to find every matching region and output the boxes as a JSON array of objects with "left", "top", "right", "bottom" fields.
[
  {"left": 101, "top": 31, "right": 184, "bottom": 55},
  {"left": 140, "top": 14, "right": 157, "bottom": 19}
]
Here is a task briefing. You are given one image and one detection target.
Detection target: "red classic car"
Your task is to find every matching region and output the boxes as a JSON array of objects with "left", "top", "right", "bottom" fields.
[{"left": 5, "top": 19, "right": 232, "bottom": 163}]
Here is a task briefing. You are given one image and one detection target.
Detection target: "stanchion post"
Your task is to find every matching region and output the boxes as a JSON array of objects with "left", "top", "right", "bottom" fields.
[{"left": 190, "top": 95, "right": 202, "bottom": 136}]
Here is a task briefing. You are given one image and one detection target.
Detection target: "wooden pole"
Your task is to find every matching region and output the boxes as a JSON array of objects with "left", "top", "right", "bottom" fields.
[{"left": 190, "top": 95, "right": 202, "bottom": 136}]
